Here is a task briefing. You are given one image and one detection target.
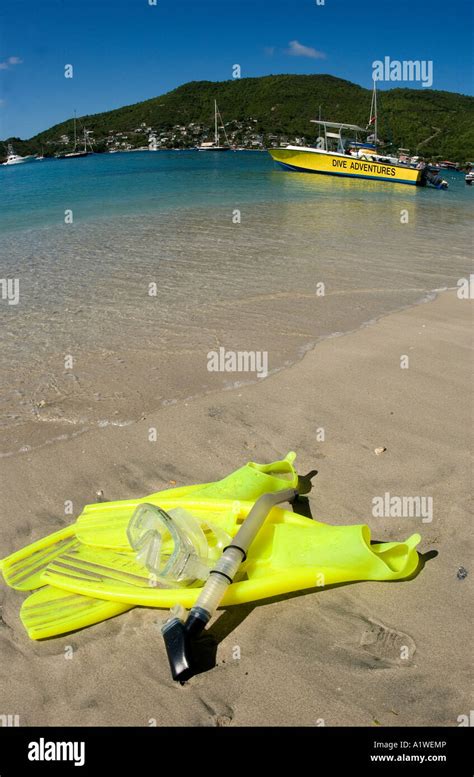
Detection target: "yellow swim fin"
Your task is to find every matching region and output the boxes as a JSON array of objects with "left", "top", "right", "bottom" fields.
[
  {"left": 0, "top": 527, "right": 78, "bottom": 591},
  {"left": 40, "top": 499, "right": 421, "bottom": 608},
  {"left": 2, "top": 454, "right": 422, "bottom": 642},
  {"left": 75, "top": 452, "right": 298, "bottom": 549},
  {"left": 2, "top": 453, "right": 299, "bottom": 639},
  {"left": 1, "top": 452, "right": 298, "bottom": 590},
  {"left": 20, "top": 586, "right": 131, "bottom": 641}
]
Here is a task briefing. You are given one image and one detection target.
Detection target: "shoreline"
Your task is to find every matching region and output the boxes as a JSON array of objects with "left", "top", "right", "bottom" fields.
[
  {"left": 0, "top": 289, "right": 471, "bottom": 726},
  {"left": 0, "top": 283, "right": 456, "bottom": 460}
]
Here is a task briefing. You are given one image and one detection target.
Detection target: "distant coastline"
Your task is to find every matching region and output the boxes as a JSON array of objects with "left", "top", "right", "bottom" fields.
[{"left": 3, "top": 74, "right": 474, "bottom": 163}]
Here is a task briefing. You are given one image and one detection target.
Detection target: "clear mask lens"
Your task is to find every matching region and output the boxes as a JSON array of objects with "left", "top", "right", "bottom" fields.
[{"left": 127, "top": 503, "right": 232, "bottom": 587}]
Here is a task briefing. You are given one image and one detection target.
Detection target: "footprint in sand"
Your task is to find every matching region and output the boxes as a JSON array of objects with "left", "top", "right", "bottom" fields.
[
  {"left": 197, "top": 693, "right": 235, "bottom": 727},
  {"left": 214, "top": 714, "right": 233, "bottom": 727},
  {"left": 359, "top": 619, "right": 416, "bottom": 667}
]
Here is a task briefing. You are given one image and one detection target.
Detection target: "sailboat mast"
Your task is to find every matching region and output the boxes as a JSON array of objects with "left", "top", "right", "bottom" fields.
[
  {"left": 374, "top": 81, "right": 378, "bottom": 152},
  {"left": 73, "top": 110, "right": 77, "bottom": 151},
  {"left": 214, "top": 100, "right": 218, "bottom": 147}
]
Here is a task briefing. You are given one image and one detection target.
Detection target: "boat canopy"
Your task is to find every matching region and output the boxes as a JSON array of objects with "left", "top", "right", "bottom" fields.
[{"left": 310, "top": 120, "right": 370, "bottom": 133}]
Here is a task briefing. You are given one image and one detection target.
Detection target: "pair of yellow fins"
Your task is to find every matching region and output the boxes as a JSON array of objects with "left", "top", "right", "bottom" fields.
[{"left": 0, "top": 452, "right": 421, "bottom": 640}]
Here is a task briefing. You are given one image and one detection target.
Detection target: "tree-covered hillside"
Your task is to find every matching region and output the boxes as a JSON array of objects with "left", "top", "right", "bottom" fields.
[{"left": 3, "top": 74, "right": 473, "bottom": 161}]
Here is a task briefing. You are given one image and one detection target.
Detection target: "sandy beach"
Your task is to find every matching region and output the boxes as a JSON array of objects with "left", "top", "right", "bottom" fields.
[{"left": 0, "top": 288, "right": 471, "bottom": 727}]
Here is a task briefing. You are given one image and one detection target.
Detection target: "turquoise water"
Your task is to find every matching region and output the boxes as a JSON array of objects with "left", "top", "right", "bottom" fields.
[
  {"left": 0, "top": 151, "right": 472, "bottom": 455},
  {"left": 1, "top": 150, "right": 472, "bottom": 232}
]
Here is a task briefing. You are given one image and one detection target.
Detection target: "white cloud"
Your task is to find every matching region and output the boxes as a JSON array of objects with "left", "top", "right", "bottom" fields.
[
  {"left": 0, "top": 56, "right": 23, "bottom": 70},
  {"left": 264, "top": 46, "right": 276, "bottom": 56},
  {"left": 285, "top": 40, "right": 326, "bottom": 59}
]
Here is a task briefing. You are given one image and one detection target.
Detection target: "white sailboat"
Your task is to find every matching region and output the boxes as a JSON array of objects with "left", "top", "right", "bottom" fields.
[
  {"left": 197, "top": 100, "right": 230, "bottom": 151},
  {"left": 63, "top": 127, "right": 92, "bottom": 158},
  {"left": 57, "top": 112, "right": 92, "bottom": 158}
]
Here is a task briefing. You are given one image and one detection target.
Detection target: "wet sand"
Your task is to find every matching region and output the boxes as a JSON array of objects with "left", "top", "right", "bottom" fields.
[{"left": 0, "top": 290, "right": 472, "bottom": 726}]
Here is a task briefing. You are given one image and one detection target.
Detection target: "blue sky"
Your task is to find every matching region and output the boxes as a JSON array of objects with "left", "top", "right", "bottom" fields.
[{"left": 0, "top": 0, "right": 472, "bottom": 139}]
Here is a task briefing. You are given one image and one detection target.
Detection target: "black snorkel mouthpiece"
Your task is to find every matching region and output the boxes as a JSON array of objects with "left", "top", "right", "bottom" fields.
[{"left": 162, "top": 607, "right": 210, "bottom": 683}]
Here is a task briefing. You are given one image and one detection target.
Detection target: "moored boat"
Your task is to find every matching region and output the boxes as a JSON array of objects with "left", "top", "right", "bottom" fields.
[
  {"left": 197, "top": 100, "right": 230, "bottom": 151},
  {"left": 2, "top": 144, "right": 35, "bottom": 165},
  {"left": 268, "top": 121, "right": 423, "bottom": 185},
  {"left": 439, "top": 160, "right": 459, "bottom": 170},
  {"left": 268, "top": 82, "right": 447, "bottom": 188},
  {"left": 56, "top": 112, "right": 93, "bottom": 159}
]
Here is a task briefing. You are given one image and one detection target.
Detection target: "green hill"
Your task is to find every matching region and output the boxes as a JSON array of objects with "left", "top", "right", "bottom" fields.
[{"left": 3, "top": 74, "right": 474, "bottom": 161}]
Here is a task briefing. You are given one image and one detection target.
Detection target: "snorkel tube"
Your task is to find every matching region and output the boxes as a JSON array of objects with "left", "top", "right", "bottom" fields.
[{"left": 162, "top": 487, "right": 298, "bottom": 682}]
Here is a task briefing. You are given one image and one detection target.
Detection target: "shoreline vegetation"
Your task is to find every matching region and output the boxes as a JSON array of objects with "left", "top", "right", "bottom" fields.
[{"left": 3, "top": 74, "right": 474, "bottom": 163}]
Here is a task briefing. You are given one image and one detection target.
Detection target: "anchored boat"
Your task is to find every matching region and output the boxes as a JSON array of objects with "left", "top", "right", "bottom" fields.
[
  {"left": 56, "top": 112, "right": 93, "bottom": 159},
  {"left": 197, "top": 100, "right": 230, "bottom": 151},
  {"left": 269, "top": 120, "right": 424, "bottom": 185},
  {"left": 268, "top": 83, "right": 447, "bottom": 188},
  {"left": 2, "top": 144, "right": 35, "bottom": 166}
]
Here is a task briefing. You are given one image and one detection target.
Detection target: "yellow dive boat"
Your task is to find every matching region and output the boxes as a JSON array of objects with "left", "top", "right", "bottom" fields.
[{"left": 269, "top": 119, "right": 423, "bottom": 186}]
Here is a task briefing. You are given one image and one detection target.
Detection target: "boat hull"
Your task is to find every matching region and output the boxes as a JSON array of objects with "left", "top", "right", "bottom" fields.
[
  {"left": 56, "top": 151, "right": 91, "bottom": 159},
  {"left": 2, "top": 156, "right": 35, "bottom": 165},
  {"left": 269, "top": 148, "right": 422, "bottom": 186}
]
